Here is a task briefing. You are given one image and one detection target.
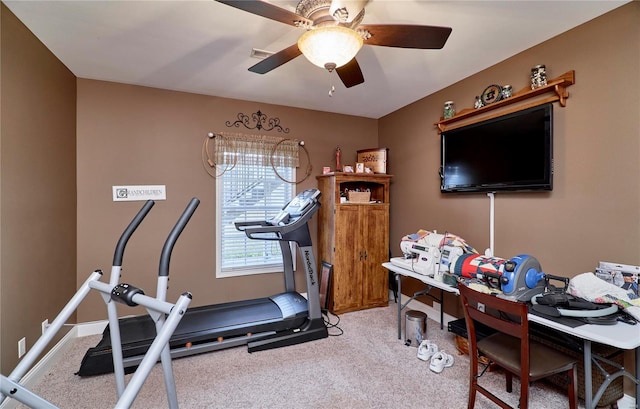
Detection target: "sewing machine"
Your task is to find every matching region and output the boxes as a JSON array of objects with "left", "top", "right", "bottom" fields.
[
  {"left": 391, "top": 235, "right": 464, "bottom": 278},
  {"left": 393, "top": 241, "right": 442, "bottom": 277}
]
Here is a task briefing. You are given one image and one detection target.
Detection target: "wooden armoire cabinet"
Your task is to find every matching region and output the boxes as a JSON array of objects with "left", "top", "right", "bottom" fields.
[{"left": 316, "top": 173, "right": 392, "bottom": 314}]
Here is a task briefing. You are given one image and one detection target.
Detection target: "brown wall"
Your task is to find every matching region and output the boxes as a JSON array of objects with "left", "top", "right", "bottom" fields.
[
  {"left": 75, "top": 79, "right": 378, "bottom": 322},
  {"left": 381, "top": 2, "right": 639, "bottom": 306},
  {"left": 1, "top": 1, "right": 638, "bottom": 399},
  {"left": 0, "top": 4, "right": 77, "bottom": 373},
  {"left": 380, "top": 3, "right": 639, "bottom": 395}
]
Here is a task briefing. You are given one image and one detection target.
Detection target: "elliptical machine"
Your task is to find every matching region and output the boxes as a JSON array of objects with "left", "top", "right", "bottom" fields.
[{"left": 0, "top": 198, "right": 199, "bottom": 408}]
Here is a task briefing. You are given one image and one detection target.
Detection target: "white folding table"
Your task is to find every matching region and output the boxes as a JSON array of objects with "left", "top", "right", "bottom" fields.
[{"left": 383, "top": 261, "right": 640, "bottom": 409}]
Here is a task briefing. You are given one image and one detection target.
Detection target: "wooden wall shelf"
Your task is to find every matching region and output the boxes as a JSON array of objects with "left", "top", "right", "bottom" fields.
[{"left": 435, "top": 70, "right": 575, "bottom": 133}]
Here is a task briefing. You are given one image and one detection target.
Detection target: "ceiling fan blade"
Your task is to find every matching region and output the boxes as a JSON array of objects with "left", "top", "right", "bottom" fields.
[
  {"left": 336, "top": 58, "right": 364, "bottom": 88},
  {"left": 215, "top": 0, "right": 312, "bottom": 27},
  {"left": 248, "top": 44, "right": 302, "bottom": 74},
  {"left": 359, "top": 24, "right": 452, "bottom": 49}
]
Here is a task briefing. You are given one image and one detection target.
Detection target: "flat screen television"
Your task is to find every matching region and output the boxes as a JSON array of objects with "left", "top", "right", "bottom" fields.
[{"left": 440, "top": 103, "right": 553, "bottom": 193}]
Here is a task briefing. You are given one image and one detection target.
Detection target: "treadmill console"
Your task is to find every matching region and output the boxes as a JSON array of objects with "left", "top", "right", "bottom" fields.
[{"left": 270, "top": 189, "right": 321, "bottom": 225}]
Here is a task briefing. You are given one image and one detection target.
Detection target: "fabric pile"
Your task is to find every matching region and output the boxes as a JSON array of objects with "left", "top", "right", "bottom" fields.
[
  {"left": 568, "top": 272, "right": 640, "bottom": 321},
  {"left": 400, "top": 229, "right": 479, "bottom": 254}
]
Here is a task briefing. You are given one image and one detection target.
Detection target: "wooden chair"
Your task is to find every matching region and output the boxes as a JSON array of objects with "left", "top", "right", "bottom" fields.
[{"left": 458, "top": 284, "right": 578, "bottom": 409}]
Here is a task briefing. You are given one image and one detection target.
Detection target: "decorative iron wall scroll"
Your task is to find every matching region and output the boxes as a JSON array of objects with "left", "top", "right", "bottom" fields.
[{"left": 225, "top": 110, "right": 290, "bottom": 134}]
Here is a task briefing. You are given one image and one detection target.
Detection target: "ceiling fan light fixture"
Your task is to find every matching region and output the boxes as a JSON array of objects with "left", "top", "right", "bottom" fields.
[{"left": 297, "top": 26, "right": 363, "bottom": 70}]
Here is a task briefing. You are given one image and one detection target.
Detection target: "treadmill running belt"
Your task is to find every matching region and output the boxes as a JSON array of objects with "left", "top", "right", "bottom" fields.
[
  {"left": 78, "top": 294, "right": 311, "bottom": 376},
  {"left": 107, "top": 296, "right": 299, "bottom": 347}
]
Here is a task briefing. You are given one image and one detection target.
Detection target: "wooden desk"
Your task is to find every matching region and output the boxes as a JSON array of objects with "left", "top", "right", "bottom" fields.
[{"left": 384, "top": 261, "right": 639, "bottom": 409}]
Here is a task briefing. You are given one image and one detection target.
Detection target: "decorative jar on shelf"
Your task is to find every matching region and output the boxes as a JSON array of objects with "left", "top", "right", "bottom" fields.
[
  {"left": 530, "top": 65, "right": 547, "bottom": 89},
  {"left": 474, "top": 96, "right": 484, "bottom": 109},
  {"left": 443, "top": 101, "right": 455, "bottom": 119},
  {"left": 501, "top": 85, "right": 512, "bottom": 99}
]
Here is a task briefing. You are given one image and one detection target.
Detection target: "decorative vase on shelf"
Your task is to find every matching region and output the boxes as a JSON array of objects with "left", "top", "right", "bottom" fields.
[{"left": 474, "top": 96, "right": 484, "bottom": 109}]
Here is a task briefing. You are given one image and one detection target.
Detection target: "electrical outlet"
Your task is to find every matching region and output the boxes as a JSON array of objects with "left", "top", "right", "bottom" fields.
[
  {"left": 42, "top": 319, "right": 49, "bottom": 335},
  {"left": 18, "top": 337, "right": 26, "bottom": 358},
  {"left": 477, "top": 302, "right": 486, "bottom": 313}
]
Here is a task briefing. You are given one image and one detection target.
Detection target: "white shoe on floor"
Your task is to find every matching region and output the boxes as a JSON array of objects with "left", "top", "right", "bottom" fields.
[
  {"left": 429, "top": 351, "right": 454, "bottom": 373},
  {"left": 417, "top": 340, "right": 438, "bottom": 361}
]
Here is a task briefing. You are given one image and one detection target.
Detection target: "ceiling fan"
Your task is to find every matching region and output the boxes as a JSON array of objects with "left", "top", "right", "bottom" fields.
[{"left": 216, "top": 0, "right": 452, "bottom": 88}]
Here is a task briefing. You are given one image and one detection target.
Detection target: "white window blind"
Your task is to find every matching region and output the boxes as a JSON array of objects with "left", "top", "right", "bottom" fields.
[{"left": 214, "top": 133, "right": 297, "bottom": 278}]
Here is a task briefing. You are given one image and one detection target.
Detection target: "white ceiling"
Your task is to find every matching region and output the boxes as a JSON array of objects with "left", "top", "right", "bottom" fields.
[{"left": 3, "top": 0, "right": 629, "bottom": 119}]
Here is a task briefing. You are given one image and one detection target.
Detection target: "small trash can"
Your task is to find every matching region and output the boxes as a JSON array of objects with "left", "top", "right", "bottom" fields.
[{"left": 404, "top": 310, "right": 427, "bottom": 347}]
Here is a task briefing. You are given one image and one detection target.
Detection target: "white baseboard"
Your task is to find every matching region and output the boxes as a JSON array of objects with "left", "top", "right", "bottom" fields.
[
  {"left": 0, "top": 321, "right": 107, "bottom": 409},
  {"left": 76, "top": 320, "right": 108, "bottom": 337},
  {"left": 0, "top": 328, "right": 78, "bottom": 409},
  {"left": 396, "top": 292, "right": 457, "bottom": 327}
]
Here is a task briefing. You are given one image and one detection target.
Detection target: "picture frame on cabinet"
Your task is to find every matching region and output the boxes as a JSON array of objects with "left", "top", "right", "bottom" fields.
[
  {"left": 357, "top": 148, "right": 388, "bottom": 174},
  {"left": 355, "top": 162, "right": 365, "bottom": 173}
]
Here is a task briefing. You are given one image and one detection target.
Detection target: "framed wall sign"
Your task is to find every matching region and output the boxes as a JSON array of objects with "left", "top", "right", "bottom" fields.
[{"left": 357, "top": 148, "right": 388, "bottom": 174}]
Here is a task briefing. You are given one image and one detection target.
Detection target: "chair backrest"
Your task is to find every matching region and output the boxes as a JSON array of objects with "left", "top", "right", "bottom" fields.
[{"left": 458, "top": 284, "right": 530, "bottom": 375}]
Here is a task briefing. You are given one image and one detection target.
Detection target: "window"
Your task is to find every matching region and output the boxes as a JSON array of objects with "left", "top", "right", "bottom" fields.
[{"left": 213, "top": 133, "right": 298, "bottom": 278}]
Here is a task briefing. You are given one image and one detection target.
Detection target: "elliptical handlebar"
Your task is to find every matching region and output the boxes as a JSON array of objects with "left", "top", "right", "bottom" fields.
[
  {"left": 159, "top": 197, "right": 200, "bottom": 277},
  {"left": 113, "top": 200, "right": 155, "bottom": 267}
]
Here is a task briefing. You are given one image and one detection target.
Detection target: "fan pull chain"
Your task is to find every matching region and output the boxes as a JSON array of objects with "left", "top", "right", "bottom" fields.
[{"left": 328, "top": 70, "right": 336, "bottom": 97}]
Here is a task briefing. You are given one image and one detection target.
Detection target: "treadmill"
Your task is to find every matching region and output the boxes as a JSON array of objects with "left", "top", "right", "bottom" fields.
[{"left": 77, "top": 189, "right": 328, "bottom": 376}]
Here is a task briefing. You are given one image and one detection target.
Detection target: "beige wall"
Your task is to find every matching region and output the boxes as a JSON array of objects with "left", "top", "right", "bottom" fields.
[
  {"left": 0, "top": 4, "right": 77, "bottom": 373},
  {"left": 75, "top": 79, "right": 378, "bottom": 322}
]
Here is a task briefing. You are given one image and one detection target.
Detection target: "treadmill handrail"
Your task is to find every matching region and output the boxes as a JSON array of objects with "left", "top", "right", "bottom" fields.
[
  {"left": 234, "top": 201, "right": 320, "bottom": 239},
  {"left": 113, "top": 200, "right": 155, "bottom": 267},
  {"left": 243, "top": 229, "right": 282, "bottom": 241},
  {"left": 159, "top": 198, "right": 200, "bottom": 277},
  {"left": 235, "top": 220, "right": 270, "bottom": 231},
  {"left": 237, "top": 218, "right": 305, "bottom": 241}
]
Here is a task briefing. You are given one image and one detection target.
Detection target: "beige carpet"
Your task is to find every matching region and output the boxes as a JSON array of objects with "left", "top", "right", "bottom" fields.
[{"left": 15, "top": 303, "right": 581, "bottom": 408}]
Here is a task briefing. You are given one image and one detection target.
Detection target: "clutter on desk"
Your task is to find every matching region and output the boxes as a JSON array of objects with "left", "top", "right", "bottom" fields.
[
  {"left": 595, "top": 260, "right": 640, "bottom": 296},
  {"left": 391, "top": 229, "right": 478, "bottom": 278},
  {"left": 391, "top": 229, "right": 640, "bottom": 325},
  {"left": 391, "top": 229, "right": 550, "bottom": 302},
  {"left": 531, "top": 290, "right": 619, "bottom": 323},
  {"left": 568, "top": 271, "right": 640, "bottom": 323}
]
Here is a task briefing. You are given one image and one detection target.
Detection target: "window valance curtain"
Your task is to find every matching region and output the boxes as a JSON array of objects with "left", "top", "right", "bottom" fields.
[{"left": 214, "top": 132, "right": 300, "bottom": 168}]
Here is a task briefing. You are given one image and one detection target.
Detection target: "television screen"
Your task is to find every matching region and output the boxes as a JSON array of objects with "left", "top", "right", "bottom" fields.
[{"left": 440, "top": 103, "right": 553, "bottom": 193}]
